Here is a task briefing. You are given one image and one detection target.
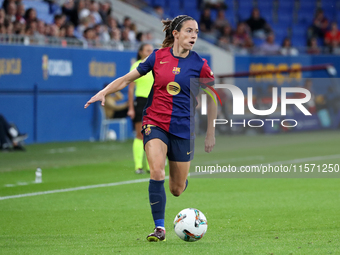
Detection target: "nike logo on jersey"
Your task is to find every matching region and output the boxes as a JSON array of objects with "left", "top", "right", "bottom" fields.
[
  {"left": 187, "top": 151, "right": 193, "bottom": 155},
  {"left": 150, "top": 201, "right": 160, "bottom": 205},
  {"left": 160, "top": 61, "right": 169, "bottom": 64}
]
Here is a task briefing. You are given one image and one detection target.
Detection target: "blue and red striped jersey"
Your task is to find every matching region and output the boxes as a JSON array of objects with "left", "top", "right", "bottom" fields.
[{"left": 137, "top": 47, "right": 214, "bottom": 139}]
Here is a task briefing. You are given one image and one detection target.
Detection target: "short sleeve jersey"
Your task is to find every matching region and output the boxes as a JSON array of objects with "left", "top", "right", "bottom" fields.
[
  {"left": 130, "top": 60, "right": 154, "bottom": 98},
  {"left": 137, "top": 47, "right": 214, "bottom": 139}
]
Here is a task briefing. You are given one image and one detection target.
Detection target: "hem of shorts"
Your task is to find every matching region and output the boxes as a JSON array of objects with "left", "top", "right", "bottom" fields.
[{"left": 167, "top": 156, "right": 194, "bottom": 162}]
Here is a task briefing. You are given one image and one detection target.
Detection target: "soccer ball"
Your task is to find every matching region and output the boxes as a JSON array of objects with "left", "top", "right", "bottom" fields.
[
  {"left": 106, "top": 129, "right": 117, "bottom": 140},
  {"left": 173, "top": 208, "right": 208, "bottom": 242}
]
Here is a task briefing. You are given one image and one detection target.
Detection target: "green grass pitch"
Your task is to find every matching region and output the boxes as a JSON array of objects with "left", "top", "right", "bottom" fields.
[{"left": 0, "top": 131, "right": 340, "bottom": 254}]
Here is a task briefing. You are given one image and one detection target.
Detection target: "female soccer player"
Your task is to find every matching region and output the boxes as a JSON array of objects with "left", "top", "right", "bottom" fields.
[
  {"left": 127, "top": 43, "right": 154, "bottom": 174},
  {"left": 84, "top": 15, "right": 217, "bottom": 242}
]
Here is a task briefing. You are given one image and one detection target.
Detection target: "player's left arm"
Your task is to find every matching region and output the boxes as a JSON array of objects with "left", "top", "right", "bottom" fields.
[{"left": 200, "top": 59, "right": 216, "bottom": 153}]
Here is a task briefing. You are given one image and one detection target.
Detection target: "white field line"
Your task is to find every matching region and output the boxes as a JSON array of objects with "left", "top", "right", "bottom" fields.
[
  {"left": 3, "top": 156, "right": 260, "bottom": 188},
  {"left": 4, "top": 181, "right": 40, "bottom": 188},
  {"left": 203, "top": 156, "right": 265, "bottom": 164},
  {"left": 264, "top": 154, "right": 340, "bottom": 166},
  {"left": 16, "top": 182, "right": 28, "bottom": 186},
  {"left": 1, "top": 154, "right": 339, "bottom": 201},
  {"left": 198, "top": 154, "right": 340, "bottom": 168},
  {"left": 4, "top": 184, "right": 15, "bottom": 187},
  {"left": 0, "top": 177, "right": 169, "bottom": 201},
  {"left": 47, "top": 147, "right": 77, "bottom": 154}
]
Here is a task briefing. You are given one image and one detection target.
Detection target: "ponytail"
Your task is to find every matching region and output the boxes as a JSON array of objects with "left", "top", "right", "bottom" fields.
[
  {"left": 161, "top": 15, "right": 194, "bottom": 48},
  {"left": 161, "top": 19, "right": 173, "bottom": 48}
]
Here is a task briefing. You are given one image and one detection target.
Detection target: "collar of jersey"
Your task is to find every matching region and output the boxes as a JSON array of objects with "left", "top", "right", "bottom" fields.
[{"left": 170, "top": 48, "right": 192, "bottom": 59}]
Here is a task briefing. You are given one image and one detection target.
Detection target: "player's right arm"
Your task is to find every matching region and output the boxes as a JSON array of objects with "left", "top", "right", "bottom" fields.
[
  {"left": 85, "top": 49, "right": 156, "bottom": 109},
  {"left": 84, "top": 69, "right": 141, "bottom": 109}
]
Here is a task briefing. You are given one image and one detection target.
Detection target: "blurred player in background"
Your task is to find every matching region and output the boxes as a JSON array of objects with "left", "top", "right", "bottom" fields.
[
  {"left": 0, "top": 114, "right": 27, "bottom": 151},
  {"left": 84, "top": 15, "right": 217, "bottom": 242},
  {"left": 127, "top": 43, "right": 154, "bottom": 174}
]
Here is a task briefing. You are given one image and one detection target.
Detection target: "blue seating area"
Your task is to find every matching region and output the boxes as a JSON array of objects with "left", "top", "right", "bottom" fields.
[
  {"left": 22, "top": 0, "right": 56, "bottom": 24},
  {"left": 2, "top": 0, "right": 339, "bottom": 51},
  {"left": 22, "top": 1, "right": 49, "bottom": 15},
  {"left": 145, "top": 0, "right": 340, "bottom": 48}
]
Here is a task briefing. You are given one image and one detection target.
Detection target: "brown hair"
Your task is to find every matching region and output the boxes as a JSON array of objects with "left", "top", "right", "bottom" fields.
[{"left": 161, "top": 15, "right": 194, "bottom": 48}]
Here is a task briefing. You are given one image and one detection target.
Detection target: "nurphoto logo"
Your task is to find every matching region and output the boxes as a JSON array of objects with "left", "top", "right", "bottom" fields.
[{"left": 201, "top": 84, "right": 312, "bottom": 128}]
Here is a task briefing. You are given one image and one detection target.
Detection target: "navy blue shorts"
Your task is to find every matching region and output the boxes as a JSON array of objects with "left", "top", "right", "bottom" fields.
[{"left": 142, "top": 125, "right": 194, "bottom": 162}]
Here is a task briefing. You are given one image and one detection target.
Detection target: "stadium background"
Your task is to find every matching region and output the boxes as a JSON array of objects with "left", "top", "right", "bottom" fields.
[{"left": 1, "top": 0, "right": 340, "bottom": 142}]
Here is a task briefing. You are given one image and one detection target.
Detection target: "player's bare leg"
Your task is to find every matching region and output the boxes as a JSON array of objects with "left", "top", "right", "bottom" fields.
[
  {"left": 145, "top": 139, "right": 167, "bottom": 241},
  {"left": 168, "top": 161, "right": 190, "bottom": 197},
  {"left": 145, "top": 139, "right": 167, "bottom": 180}
]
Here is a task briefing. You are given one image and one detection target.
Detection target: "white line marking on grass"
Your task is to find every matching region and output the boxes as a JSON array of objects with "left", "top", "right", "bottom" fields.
[
  {"left": 204, "top": 156, "right": 265, "bottom": 164},
  {"left": 1, "top": 154, "right": 339, "bottom": 201},
  {"left": 93, "top": 145, "right": 119, "bottom": 150},
  {"left": 4, "top": 181, "right": 41, "bottom": 188},
  {"left": 47, "top": 147, "right": 77, "bottom": 154},
  {"left": 17, "top": 182, "right": 28, "bottom": 186},
  {"left": 267, "top": 154, "right": 340, "bottom": 166},
  {"left": 0, "top": 177, "right": 169, "bottom": 201}
]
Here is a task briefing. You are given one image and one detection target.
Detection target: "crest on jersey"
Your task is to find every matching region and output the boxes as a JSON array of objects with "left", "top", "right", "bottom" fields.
[
  {"left": 167, "top": 82, "right": 181, "bottom": 95},
  {"left": 145, "top": 127, "right": 151, "bottom": 135},
  {"left": 172, "top": 67, "right": 181, "bottom": 75}
]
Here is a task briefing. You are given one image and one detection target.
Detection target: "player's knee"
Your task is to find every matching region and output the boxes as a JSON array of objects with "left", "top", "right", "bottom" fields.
[
  {"left": 170, "top": 186, "right": 183, "bottom": 197},
  {"left": 150, "top": 168, "right": 165, "bottom": 180}
]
